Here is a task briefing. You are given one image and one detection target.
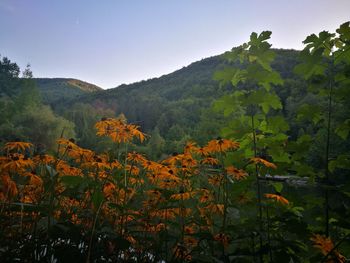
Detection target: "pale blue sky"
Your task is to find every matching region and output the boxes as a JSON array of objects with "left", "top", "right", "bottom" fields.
[{"left": 0, "top": 0, "right": 349, "bottom": 89}]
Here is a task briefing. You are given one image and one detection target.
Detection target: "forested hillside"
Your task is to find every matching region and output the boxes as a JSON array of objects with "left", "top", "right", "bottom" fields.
[
  {"left": 35, "top": 78, "right": 102, "bottom": 105},
  {"left": 53, "top": 49, "right": 304, "bottom": 158}
]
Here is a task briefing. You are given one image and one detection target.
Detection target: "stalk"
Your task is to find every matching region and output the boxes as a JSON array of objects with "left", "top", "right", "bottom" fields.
[
  {"left": 86, "top": 200, "right": 104, "bottom": 263},
  {"left": 324, "top": 67, "right": 333, "bottom": 237},
  {"left": 251, "top": 114, "right": 264, "bottom": 263},
  {"left": 266, "top": 206, "right": 273, "bottom": 262}
]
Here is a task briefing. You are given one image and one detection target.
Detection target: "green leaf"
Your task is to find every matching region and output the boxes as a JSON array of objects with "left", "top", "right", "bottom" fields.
[
  {"left": 213, "top": 94, "right": 241, "bottom": 116},
  {"left": 92, "top": 191, "right": 104, "bottom": 207},
  {"left": 246, "top": 64, "right": 283, "bottom": 91},
  {"left": 336, "top": 21, "right": 350, "bottom": 42},
  {"left": 329, "top": 154, "right": 350, "bottom": 172},
  {"left": 60, "top": 176, "right": 85, "bottom": 187},
  {"left": 294, "top": 48, "right": 327, "bottom": 79},
  {"left": 260, "top": 92, "right": 282, "bottom": 113},
  {"left": 335, "top": 119, "right": 350, "bottom": 140},
  {"left": 272, "top": 182, "right": 283, "bottom": 193},
  {"left": 257, "top": 50, "right": 275, "bottom": 71},
  {"left": 297, "top": 104, "right": 322, "bottom": 124},
  {"left": 231, "top": 69, "right": 247, "bottom": 86},
  {"left": 268, "top": 116, "right": 289, "bottom": 133},
  {"left": 213, "top": 67, "right": 239, "bottom": 87},
  {"left": 258, "top": 31, "right": 272, "bottom": 42},
  {"left": 46, "top": 165, "right": 58, "bottom": 178}
]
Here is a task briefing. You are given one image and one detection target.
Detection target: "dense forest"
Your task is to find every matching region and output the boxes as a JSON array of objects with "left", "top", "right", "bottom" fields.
[{"left": 0, "top": 22, "right": 349, "bottom": 262}]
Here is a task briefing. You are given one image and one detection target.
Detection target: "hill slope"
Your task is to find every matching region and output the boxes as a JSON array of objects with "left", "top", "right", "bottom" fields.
[
  {"left": 51, "top": 49, "right": 305, "bottom": 155},
  {"left": 60, "top": 49, "right": 301, "bottom": 127},
  {"left": 34, "top": 78, "right": 102, "bottom": 104}
]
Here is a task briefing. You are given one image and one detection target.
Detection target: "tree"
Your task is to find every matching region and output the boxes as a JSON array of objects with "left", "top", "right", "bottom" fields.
[{"left": 0, "top": 55, "right": 21, "bottom": 96}]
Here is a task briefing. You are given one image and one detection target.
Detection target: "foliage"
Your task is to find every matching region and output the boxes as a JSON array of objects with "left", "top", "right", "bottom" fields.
[
  {"left": 1, "top": 22, "right": 350, "bottom": 262},
  {"left": 0, "top": 59, "right": 76, "bottom": 151}
]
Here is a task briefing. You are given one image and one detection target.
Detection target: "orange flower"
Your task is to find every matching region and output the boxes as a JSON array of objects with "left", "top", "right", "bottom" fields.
[
  {"left": 2, "top": 153, "right": 34, "bottom": 172},
  {"left": 311, "top": 234, "right": 334, "bottom": 255},
  {"left": 250, "top": 157, "right": 277, "bottom": 169},
  {"left": 170, "top": 191, "right": 192, "bottom": 200},
  {"left": 125, "top": 164, "right": 140, "bottom": 175},
  {"left": 142, "top": 160, "right": 161, "bottom": 171},
  {"left": 95, "top": 118, "right": 146, "bottom": 143},
  {"left": 127, "top": 152, "right": 147, "bottom": 164},
  {"left": 310, "top": 234, "right": 346, "bottom": 262},
  {"left": 162, "top": 153, "right": 182, "bottom": 165},
  {"left": 110, "top": 159, "right": 122, "bottom": 169},
  {"left": 29, "top": 173, "right": 43, "bottom": 187},
  {"left": 196, "top": 147, "right": 210, "bottom": 156},
  {"left": 82, "top": 154, "right": 111, "bottom": 170},
  {"left": 1, "top": 174, "right": 18, "bottom": 199},
  {"left": 184, "top": 236, "right": 198, "bottom": 248},
  {"left": 184, "top": 141, "right": 199, "bottom": 154},
  {"left": 143, "top": 223, "right": 166, "bottom": 232},
  {"left": 264, "top": 193, "right": 289, "bottom": 205},
  {"left": 149, "top": 209, "right": 176, "bottom": 219},
  {"left": 172, "top": 207, "right": 192, "bottom": 217},
  {"left": 200, "top": 156, "right": 219, "bottom": 165},
  {"left": 103, "top": 182, "right": 116, "bottom": 198},
  {"left": 214, "top": 233, "right": 230, "bottom": 248},
  {"left": 173, "top": 243, "right": 192, "bottom": 261},
  {"left": 203, "top": 203, "right": 225, "bottom": 215},
  {"left": 57, "top": 161, "right": 82, "bottom": 176},
  {"left": 226, "top": 166, "right": 248, "bottom": 180},
  {"left": 4, "top": 142, "right": 33, "bottom": 152},
  {"left": 180, "top": 153, "right": 197, "bottom": 168},
  {"left": 206, "top": 138, "right": 239, "bottom": 153},
  {"left": 129, "top": 177, "right": 144, "bottom": 185},
  {"left": 197, "top": 188, "right": 213, "bottom": 203},
  {"left": 208, "top": 174, "right": 224, "bottom": 186},
  {"left": 33, "top": 154, "right": 56, "bottom": 165},
  {"left": 184, "top": 224, "right": 198, "bottom": 234},
  {"left": 125, "top": 235, "right": 137, "bottom": 244}
]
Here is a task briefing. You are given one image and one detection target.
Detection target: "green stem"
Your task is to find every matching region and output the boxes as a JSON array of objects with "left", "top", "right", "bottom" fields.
[
  {"left": 324, "top": 60, "right": 333, "bottom": 237},
  {"left": 266, "top": 206, "right": 273, "bottom": 262},
  {"left": 251, "top": 114, "right": 264, "bottom": 263},
  {"left": 86, "top": 200, "right": 104, "bottom": 263}
]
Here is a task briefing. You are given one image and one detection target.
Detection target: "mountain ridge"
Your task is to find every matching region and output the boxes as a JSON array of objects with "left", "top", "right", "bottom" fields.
[{"left": 34, "top": 77, "right": 102, "bottom": 104}]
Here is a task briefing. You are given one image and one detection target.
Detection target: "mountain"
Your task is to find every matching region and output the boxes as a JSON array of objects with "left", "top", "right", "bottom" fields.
[
  {"left": 58, "top": 49, "right": 301, "bottom": 130},
  {"left": 34, "top": 78, "right": 102, "bottom": 104}
]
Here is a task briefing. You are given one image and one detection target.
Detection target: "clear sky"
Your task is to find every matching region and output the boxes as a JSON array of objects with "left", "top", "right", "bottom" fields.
[{"left": 1, "top": 0, "right": 349, "bottom": 89}]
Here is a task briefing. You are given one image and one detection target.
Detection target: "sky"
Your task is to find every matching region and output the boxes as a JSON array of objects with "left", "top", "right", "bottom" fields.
[{"left": 0, "top": 1, "right": 349, "bottom": 89}]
